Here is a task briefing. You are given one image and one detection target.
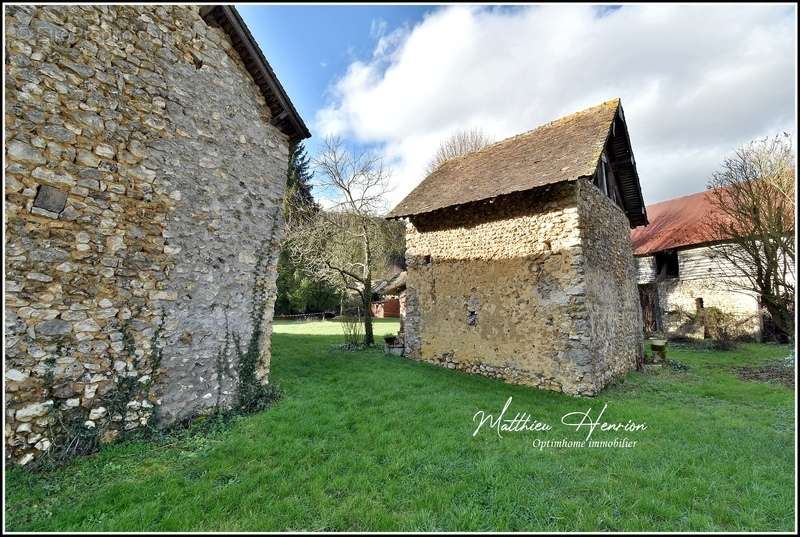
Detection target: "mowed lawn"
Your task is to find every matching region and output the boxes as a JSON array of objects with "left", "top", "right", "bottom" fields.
[{"left": 5, "top": 320, "right": 795, "bottom": 532}]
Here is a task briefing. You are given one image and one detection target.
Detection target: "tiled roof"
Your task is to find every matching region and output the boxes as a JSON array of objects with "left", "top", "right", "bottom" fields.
[{"left": 386, "top": 99, "right": 642, "bottom": 220}]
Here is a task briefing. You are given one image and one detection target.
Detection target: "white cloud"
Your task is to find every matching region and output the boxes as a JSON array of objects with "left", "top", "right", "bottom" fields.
[
  {"left": 369, "top": 18, "right": 388, "bottom": 39},
  {"left": 316, "top": 4, "right": 796, "bottom": 208}
]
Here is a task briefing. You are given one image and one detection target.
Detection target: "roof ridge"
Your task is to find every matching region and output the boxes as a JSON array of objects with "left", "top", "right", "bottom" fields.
[
  {"left": 647, "top": 187, "right": 716, "bottom": 208},
  {"left": 386, "top": 97, "right": 642, "bottom": 220},
  {"left": 430, "top": 98, "right": 620, "bottom": 175}
]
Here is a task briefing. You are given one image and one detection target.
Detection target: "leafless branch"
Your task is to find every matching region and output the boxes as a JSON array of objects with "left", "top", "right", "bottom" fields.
[
  {"left": 284, "top": 137, "right": 404, "bottom": 345},
  {"left": 704, "top": 133, "right": 796, "bottom": 338},
  {"left": 426, "top": 128, "right": 494, "bottom": 175}
]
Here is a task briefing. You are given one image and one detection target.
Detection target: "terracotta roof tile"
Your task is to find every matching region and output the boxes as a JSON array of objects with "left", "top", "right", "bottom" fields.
[{"left": 386, "top": 99, "right": 621, "bottom": 218}]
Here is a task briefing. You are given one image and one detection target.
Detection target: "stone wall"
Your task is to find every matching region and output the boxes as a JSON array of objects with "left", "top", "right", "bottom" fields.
[
  {"left": 636, "top": 247, "right": 762, "bottom": 339},
  {"left": 4, "top": 5, "right": 290, "bottom": 465},
  {"left": 403, "top": 180, "right": 641, "bottom": 396},
  {"left": 576, "top": 180, "right": 643, "bottom": 389},
  {"left": 655, "top": 277, "right": 760, "bottom": 339}
]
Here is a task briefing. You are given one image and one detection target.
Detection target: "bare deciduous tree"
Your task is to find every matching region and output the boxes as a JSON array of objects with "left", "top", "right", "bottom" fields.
[
  {"left": 426, "top": 128, "right": 494, "bottom": 175},
  {"left": 705, "top": 133, "right": 796, "bottom": 339},
  {"left": 286, "top": 137, "right": 399, "bottom": 346}
]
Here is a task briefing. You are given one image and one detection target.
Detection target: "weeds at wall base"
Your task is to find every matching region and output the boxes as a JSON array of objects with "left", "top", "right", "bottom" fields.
[
  {"left": 24, "top": 386, "right": 283, "bottom": 474},
  {"left": 25, "top": 235, "right": 282, "bottom": 472},
  {"left": 26, "top": 311, "right": 164, "bottom": 472}
]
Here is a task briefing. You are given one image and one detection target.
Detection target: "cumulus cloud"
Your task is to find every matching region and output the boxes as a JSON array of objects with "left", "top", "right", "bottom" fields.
[{"left": 315, "top": 4, "right": 796, "bottom": 208}]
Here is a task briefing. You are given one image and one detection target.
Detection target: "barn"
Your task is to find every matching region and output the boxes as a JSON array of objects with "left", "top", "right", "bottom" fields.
[{"left": 386, "top": 99, "right": 648, "bottom": 395}]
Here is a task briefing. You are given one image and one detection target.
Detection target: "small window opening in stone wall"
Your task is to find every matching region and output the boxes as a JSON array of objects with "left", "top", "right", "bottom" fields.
[
  {"left": 423, "top": 255, "right": 432, "bottom": 265},
  {"left": 655, "top": 251, "right": 679, "bottom": 279},
  {"left": 466, "top": 295, "right": 479, "bottom": 326},
  {"left": 32, "top": 185, "right": 68, "bottom": 216},
  {"left": 695, "top": 297, "right": 704, "bottom": 311}
]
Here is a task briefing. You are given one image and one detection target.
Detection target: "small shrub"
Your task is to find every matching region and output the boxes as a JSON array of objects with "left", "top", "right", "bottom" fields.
[
  {"left": 384, "top": 334, "right": 398, "bottom": 345},
  {"left": 700, "top": 307, "right": 738, "bottom": 350},
  {"left": 672, "top": 305, "right": 750, "bottom": 351},
  {"left": 709, "top": 336, "right": 737, "bottom": 351},
  {"left": 235, "top": 383, "right": 283, "bottom": 415},
  {"left": 338, "top": 300, "right": 366, "bottom": 350},
  {"left": 666, "top": 359, "right": 690, "bottom": 371},
  {"left": 339, "top": 316, "right": 364, "bottom": 349}
]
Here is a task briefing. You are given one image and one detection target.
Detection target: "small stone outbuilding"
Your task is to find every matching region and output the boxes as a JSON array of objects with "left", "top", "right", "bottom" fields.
[
  {"left": 5, "top": 5, "right": 309, "bottom": 464},
  {"left": 386, "top": 99, "right": 648, "bottom": 396}
]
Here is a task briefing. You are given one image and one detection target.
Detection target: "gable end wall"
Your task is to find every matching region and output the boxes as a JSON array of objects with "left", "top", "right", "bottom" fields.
[{"left": 4, "top": 5, "right": 290, "bottom": 465}]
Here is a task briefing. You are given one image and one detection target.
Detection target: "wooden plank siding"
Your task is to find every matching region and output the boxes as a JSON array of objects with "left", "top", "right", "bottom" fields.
[
  {"left": 635, "top": 255, "right": 657, "bottom": 283},
  {"left": 679, "top": 247, "right": 728, "bottom": 280},
  {"left": 636, "top": 245, "right": 742, "bottom": 284},
  {"left": 638, "top": 244, "right": 795, "bottom": 285}
]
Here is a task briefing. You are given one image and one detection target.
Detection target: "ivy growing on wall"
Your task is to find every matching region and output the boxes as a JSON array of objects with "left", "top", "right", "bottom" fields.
[
  {"left": 232, "top": 241, "right": 282, "bottom": 414},
  {"left": 106, "top": 311, "right": 164, "bottom": 421},
  {"left": 202, "top": 231, "right": 284, "bottom": 427},
  {"left": 31, "top": 311, "right": 165, "bottom": 470},
  {"left": 30, "top": 219, "right": 285, "bottom": 470}
]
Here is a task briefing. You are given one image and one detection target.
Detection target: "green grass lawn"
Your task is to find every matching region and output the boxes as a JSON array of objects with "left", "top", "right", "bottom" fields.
[{"left": 5, "top": 319, "right": 795, "bottom": 532}]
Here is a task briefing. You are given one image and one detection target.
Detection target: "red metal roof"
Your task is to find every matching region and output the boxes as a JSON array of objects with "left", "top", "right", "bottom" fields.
[{"left": 630, "top": 189, "right": 726, "bottom": 256}]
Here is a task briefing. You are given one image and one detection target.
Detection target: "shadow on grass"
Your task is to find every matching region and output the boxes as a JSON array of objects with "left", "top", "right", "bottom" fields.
[{"left": 4, "top": 330, "right": 795, "bottom": 532}]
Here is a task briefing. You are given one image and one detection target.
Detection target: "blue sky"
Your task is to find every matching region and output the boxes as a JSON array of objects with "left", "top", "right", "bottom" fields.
[
  {"left": 238, "top": 4, "right": 430, "bottom": 156},
  {"left": 238, "top": 4, "right": 796, "bottom": 208}
]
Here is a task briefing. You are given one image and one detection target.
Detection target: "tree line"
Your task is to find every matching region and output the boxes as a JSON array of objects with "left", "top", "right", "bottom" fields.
[
  {"left": 277, "top": 128, "right": 795, "bottom": 345},
  {"left": 276, "top": 130, "right": 486, "bottom": 344}
]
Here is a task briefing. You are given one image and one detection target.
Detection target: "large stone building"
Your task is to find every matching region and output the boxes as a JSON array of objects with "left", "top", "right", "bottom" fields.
[
  {"left": 4, "top": 5, "right": 309, "bottom": 464},
  {"left": 386, "top": 99, "right": 648, "bottom": 396},
  {"left": 631, "top": 189, "right": 769, "bottom": 339}
]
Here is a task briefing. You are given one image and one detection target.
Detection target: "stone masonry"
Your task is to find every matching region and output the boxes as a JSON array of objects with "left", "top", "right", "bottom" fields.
[
  {"left": 628, "top": 188, "right": 787, "bottom": 340},
  {"left": 4, "top": 5, "right": 303, "bottom": 465},
  {"left": 636, "top": 251, "right": 763, "bottom": 339},
  {"left": 577, "top": 180, "right": 643, "bottom": 388},
  {"left": 403, "top": 180, "right": 643, "bottom": 396}
]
